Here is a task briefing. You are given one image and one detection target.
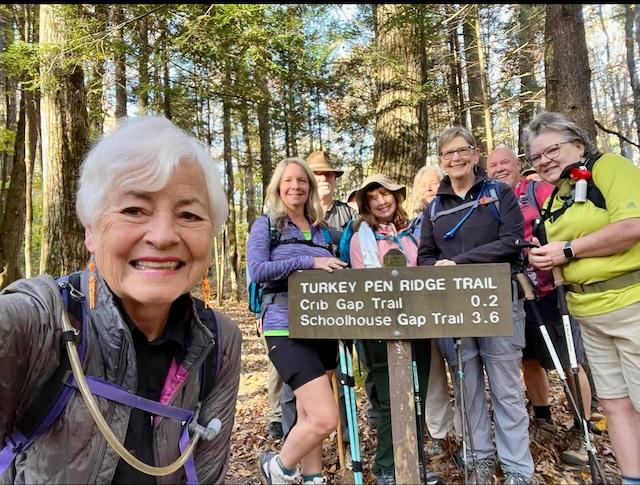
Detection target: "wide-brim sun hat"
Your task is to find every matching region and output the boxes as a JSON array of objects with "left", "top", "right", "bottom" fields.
[
  {"left": 347, "top": 187, "right": 359, "bottom": 203},
  {"left": 306, "top": 150, "right": 345, "bottom": 177},
  {"left": 356, "top": 173, "right": 406, "bottom": 212}
]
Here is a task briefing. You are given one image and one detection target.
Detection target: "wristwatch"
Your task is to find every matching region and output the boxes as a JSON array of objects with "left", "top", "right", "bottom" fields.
[{"left": 563, "top": 241, "right": 576, "bottom": 260}]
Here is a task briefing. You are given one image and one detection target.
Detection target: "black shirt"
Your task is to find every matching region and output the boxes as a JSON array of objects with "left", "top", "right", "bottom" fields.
[{"left": 111, "top": 295, "right": 192, "bottom": 485}]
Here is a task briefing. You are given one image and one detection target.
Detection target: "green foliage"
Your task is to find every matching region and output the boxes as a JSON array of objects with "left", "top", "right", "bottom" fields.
[{"left": 0, "top": 128, "right": 16, "bottom": 156}]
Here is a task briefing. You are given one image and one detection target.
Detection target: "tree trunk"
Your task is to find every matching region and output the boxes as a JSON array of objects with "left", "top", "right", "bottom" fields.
[
  {"left": 222, "top": 74, "right": 238, "bottom": 300},
  {"left": 463, "top": 5, "right": 492, "bottom": 159},
  {"left": 39, "top": 4, "right": 90, "bottom": 276},
  {"left": 23, "top": 88, "right": 38, "bottom": 278},
  {"left": 517, "top": 5, "right": 543, "bottom": 155},
  {"left": 598, "top": 6, "right": 631, "bottom": 158},
  {"left": 257, "top": 78, "right": 273, "bottom": 207},
  {"left": 446, "top": 9, "right": 464, "bottom": 126},
  {"left": 625, "top": 5, "right": 640, "bottom": 146},
  {"left": 545, "top": 5, "right": 597, "bottom": 141},
  {"left": 240, "top": 105, "right": 257, "bottom": 229},
  {"left": 0, "top": 87, "right": 26, "bottom": 289},
  {"left": 137, "top": 16, "right": 150, "bottom": 114},
  {"left": 372, "top": 4, "right": 427, "bottom": 186},
  {"left": 113, "top": 5, "right": 127, "bottom": 119}
]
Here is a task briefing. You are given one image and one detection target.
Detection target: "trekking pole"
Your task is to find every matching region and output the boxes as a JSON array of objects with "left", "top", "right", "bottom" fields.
[
  {"left": 453, "top": 337, "right": 478, "bottom": 485},
  {"left": 338, "top": 339, "right": 363, "bottom": 485},
  {"left": 410, "top": 342, "right": 428, "bottom": 485},
  {"left": 331, "top": 373, "right": 346, "bottom": 471},
  {"left": 514, "top": 249, "right": 606, "bottom": 484},
  {"left": 551, "top": 267, "right": 607, "bottom": 484}
]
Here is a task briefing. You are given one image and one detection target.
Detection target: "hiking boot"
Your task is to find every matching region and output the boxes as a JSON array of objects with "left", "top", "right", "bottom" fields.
[
  {"left": 427, "top": 438, "right": 445, "bottom": 459},
  {"left": 529, "top": 417, "right": 558, "bottom": 443},
  {"left": 376, "top": 470, "right": 396, "bottom": 485},
  {"left": 267, "top": 421, "right": 283, "bottom": 439},
  {"left": 503, "top": 472, "right": 529, "bottom": 485},
  {"left": 301, "top": 477, "right": 327, "bottom": 484},
  {"left": 419, "top": 465, "right": 443, "bottom": 485},
  {"left": 560, "top": 427, "right": 588, "bottom": 467},
  {"left": 258, "top": 451, "right": 298, "bottom": 484},
  {"left": 469, "top": 458, "right": 495, "bottom": 485}
]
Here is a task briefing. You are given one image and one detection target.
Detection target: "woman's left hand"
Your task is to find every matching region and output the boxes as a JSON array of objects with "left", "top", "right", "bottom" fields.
[
  {"left": 313, "top": 256, "right": 348, "bottom": 273},
  {"left": 528, "top": 240, "right": 568, "bottom": 270}
]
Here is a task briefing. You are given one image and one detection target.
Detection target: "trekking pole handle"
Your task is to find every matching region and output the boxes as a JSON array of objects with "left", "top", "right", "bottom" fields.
[{"left": 515, "top": 273, "right": 535, "bottom": 301}]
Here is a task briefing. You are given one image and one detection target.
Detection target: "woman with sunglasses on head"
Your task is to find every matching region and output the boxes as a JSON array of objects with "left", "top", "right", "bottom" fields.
[
  {"left": 417, "top": 126, "right": 533, "bottom": 485},
  {"left": 524, "top": 112, "right": 640, "bottom": 484}
]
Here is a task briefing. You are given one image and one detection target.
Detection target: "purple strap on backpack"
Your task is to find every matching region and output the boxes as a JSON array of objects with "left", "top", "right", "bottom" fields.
[
  {"left": 0, "top": 277, "right": 202, "bottom": 484},
  {"left": 1, "top": 276, "right": 88, "bottom": 474}
]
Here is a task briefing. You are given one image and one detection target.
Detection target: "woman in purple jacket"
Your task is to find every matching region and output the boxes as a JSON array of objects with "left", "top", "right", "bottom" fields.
[{"left": 247, "top": 157, "right": 346, "bottom": 485}]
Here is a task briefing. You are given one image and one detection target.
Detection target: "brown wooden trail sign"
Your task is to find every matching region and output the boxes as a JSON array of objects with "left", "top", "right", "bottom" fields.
[
  {"left": 287, "top": 256, "right": 515, "bottom": 483},
  {"left": 288, "top": 262, "right": 514, "bottom": 340}
]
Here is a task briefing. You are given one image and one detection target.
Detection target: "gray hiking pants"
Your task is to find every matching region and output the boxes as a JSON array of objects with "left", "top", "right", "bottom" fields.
[{"left": 439, "top": 297, "right": 534, "bottom": 479}]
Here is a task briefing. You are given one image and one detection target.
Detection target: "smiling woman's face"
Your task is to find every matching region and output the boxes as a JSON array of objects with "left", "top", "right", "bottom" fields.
[
  {"left": 439, "top": 136, "right": 479, "bottom": 183},
  {"left": 84, "top": 161, "right": 212, "bottom": 318}
]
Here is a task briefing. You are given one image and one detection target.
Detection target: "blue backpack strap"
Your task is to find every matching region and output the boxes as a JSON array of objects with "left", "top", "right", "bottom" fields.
[
  {"left": 483, "top": 180, "right": 501, "bottom": 221},
  {"left": 338, "top": 219, "right": 356, "bottom": 266},
  {"left": 428, "top": 196, "right": 441, "bottom": 222}
]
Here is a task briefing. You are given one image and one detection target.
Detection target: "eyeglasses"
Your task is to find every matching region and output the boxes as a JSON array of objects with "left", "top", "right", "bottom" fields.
[
  {"left": 528, "top": 141, "right": 572, "bottom": 166},
  {"left": 440, "top": 145, "right": 475, "bottom": 160}
]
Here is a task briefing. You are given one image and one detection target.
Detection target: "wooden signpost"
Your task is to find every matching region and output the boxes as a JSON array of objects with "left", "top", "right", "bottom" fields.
[{"left": 288, "top": 260, "right": 514, "bottom": 483}]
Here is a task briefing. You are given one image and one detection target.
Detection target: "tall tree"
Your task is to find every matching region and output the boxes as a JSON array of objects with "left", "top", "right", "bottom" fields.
[
  {"left": 113, "top": 5, "right": 127, "bottom": 119},
  {"left": 463, "top": 5, "right": 493, "bottom": 159},
  {"left": 0, "top": 85, "right": 26, "bottom": 288},
  {"left": 625, "top": 5, "right": 640, "bottom": 146},
  {"left": 516, "top": 4, "right": 543, "bottom": 153},
  {"left": 371, "top": 4, "right": 427, "bottom": 186},
  {"left": 39, "top": 4, "right": 90, "bottom": 275},
  {"left": 545, "top": 5, "right": 597, "bottom": 141}
]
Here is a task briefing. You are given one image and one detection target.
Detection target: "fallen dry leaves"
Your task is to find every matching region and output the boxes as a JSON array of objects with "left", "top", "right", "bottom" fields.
[{"left": 213, "top": 299, "right": 620, "bottom": 485}]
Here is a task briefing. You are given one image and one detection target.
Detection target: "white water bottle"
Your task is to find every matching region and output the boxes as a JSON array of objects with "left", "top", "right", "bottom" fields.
[{"left": 574, "top": 166, "right": 587, "bottom": 203}]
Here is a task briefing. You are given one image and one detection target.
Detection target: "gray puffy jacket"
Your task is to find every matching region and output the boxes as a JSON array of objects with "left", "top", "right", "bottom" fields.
[{"left": 0, "top": 271, "right": 242, "bottom": 484}]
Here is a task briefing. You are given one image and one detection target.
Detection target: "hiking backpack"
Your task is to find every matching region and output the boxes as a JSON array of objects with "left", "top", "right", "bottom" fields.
[
  {"left": 247, "top": 216, "right": 333, "bottom": 315},
  {"left": 0, "top": 272, "right": 221, "bottom": 481},
  {"left": 428, "top": 179, "right": 501, "bottom": 240}
]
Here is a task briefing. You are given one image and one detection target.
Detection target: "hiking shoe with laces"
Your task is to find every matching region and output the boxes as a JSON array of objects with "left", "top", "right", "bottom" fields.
[
  {"left": 301, "top": 477, "right": 327, "bottom": 484},
  {"left": 258, "top": 451, "right": 298, "bottom": 485},
  {"left": 427, "top": 438, "right": 445, "bottom": 459},
  {"left": 560, "top": 426, "right": 588, "bottom": 467},
  {"left": 469, "top": 458, "right": 495, "bottom": 485},
  {"left": 503, "top": 472, "right": 529, "bottom": 485},
  {"left": 376, "top": 470, "right": 396, "bottom": 485},
  {"left": 529, "top": 417, "right": 558, "bottom": 444}
]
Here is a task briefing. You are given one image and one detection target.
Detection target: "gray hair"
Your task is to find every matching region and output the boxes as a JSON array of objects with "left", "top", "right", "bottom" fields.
[
  {"left": 76, "top": 116, "right": 228, "bottom": 233},
  {"left": 437, "top": 125, "right": 477, "bottom": 156},
  {"left": 264, "top": 157, "right": 325, "bottom": 230},
  {"left": 522, "top": 111, "right": 597, "bottom": 161},
  {"left": 410, "top": 164, "right": 444, "bottom": 214}
]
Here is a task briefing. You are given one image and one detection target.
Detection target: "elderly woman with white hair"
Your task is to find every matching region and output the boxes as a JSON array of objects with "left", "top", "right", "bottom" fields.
[{"left": 0, "top": 116, "right": 242, "bottom": 485}]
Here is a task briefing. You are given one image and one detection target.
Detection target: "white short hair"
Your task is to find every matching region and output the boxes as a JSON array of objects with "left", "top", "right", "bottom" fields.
[{"left": 76, "top": 116, "right": 228, "bottom": 234}]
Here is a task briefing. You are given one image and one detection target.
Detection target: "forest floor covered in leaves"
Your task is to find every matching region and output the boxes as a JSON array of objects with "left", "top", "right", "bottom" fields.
[{"left": 215, "top": 299, "right": 620, "bottom": 485}]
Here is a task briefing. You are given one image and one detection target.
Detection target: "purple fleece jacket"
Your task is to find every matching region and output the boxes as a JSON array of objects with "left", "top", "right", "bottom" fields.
[{"left": 246, "top": 214, "right": 334, "bottom": 334}]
